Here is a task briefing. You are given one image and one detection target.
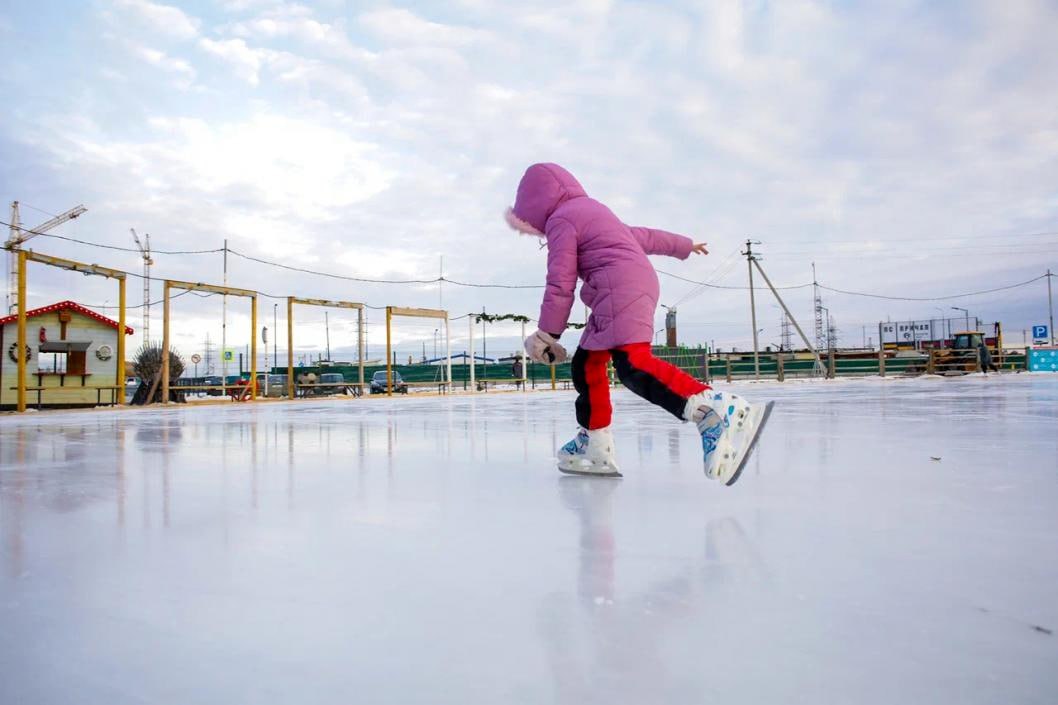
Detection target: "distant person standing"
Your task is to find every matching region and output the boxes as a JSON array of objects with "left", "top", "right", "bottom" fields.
[
  {"left": 512, "top": 358, "right": 524, "bottom": 389},
  {"left": 978, "top": 340, "right": 999, "bottom": 374}
]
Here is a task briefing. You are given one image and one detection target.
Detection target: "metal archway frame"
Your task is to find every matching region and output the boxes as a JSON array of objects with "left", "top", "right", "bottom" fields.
[
  {"left": 385, "top": 306, "right": 451, "bottom": 396},
  {"left": 11, "top": 249, "right": 127, "bottom": 412},
  {"left": 162, "top": 280, "right": 257, "bottom": 403},
  {"left": 286, "top": 297, "right": 365, "bottom": 398}
]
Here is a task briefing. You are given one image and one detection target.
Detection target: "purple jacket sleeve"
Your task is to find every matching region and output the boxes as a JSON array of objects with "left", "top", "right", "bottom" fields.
[
  {"left": 537, "top": 218, "right": 579, "bottom": 337},
  {"left": 628, "top": 225, "right": 694, "bottom": 260}
]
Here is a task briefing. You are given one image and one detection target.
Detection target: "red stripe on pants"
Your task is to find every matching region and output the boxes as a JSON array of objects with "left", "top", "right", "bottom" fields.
[
  {"left": 581, "top": 349, "right": 612, "bottom": 430},
  {"left": 614, "top": 343, "right": 709, "bottom": 399}
]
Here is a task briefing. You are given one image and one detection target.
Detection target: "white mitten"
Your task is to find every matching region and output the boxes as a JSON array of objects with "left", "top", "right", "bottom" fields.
[{"left": 525, "top": 330, "right": 568, "bottom": 364}]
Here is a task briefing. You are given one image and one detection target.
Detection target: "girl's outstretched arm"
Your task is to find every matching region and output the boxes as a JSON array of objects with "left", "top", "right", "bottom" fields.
[
  {"left": 537, "top": 218, "right": 579, "bottom": 337},
  {"left": 627, "top": 225, "right": 696, "bottom": 259}
]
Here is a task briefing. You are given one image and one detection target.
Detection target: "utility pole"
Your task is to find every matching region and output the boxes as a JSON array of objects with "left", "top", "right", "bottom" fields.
[
  {"left": 1048, "top": 269, "right": 1055, "bottom": 346},
  {"left": 325, "top": 310, "right": 331, "bottom": 361},
  {"left": 744, "top": 239, "right": 761, "bottom": 380},
  {"left": 749, "top": 256, "right": 825, "bottom": 375}
]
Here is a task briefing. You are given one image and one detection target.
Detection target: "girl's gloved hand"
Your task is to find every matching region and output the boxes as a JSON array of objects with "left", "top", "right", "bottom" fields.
[{"left": 525, "top": 330, "right": 568, "bottom": 364}]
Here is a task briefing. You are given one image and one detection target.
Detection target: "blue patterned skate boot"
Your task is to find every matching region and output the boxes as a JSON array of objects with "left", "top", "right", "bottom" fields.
[
  {"left": 556, "top": 427, "right": 622, "bottom": 477},
  {"left": 686, "top": 392, "right": 774, "bottom": 485}
]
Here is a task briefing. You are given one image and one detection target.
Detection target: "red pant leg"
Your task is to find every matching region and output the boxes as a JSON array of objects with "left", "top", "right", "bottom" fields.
[
  {"left": 572, "top": 347, "right": 613, "bottom": 429},
  {"left": 612, "top": 343, "right": 710, "bottom": 420}
]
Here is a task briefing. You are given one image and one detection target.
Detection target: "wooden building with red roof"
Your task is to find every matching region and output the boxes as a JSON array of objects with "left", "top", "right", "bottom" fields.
[{"left": 1, "top": 301, "right": 134, "bottom": 410}]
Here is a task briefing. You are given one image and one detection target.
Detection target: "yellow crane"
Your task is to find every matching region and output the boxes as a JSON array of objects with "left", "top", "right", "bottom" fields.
[
  {"left": 131, "top": 228, "right": 153, "bottom": 344},
  {"left": 5, "top": 200, "right": 87, "bottom": 313}
]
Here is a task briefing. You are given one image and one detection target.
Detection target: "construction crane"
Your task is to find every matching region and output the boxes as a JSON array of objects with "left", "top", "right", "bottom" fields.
[
  {"left": 131, "top": 228, "right": 153, "bottom": 344},
  {"left": 5, "top": 201, "right": 88, "bottom": 313}
]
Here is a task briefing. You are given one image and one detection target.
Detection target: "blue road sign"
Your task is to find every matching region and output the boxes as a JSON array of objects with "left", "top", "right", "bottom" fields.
[{"left": 1033, "top": 325, "right": 1049, "bottom": 340}]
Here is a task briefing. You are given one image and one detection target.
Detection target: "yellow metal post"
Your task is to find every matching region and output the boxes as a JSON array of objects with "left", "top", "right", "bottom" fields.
[
  {"left": 386, "top": 306, "right": 393, "bottom": 397},
  {"left": 16, "top": 250, "right": 27, "bottom": 412},
  {"left": 287, "top": 297, "right": 295, "bottom": 399},
  {"left": 162, "top": 282, "right": 170, "bottom": 404},
  {"left": 358, "top": 307, "right": 365, "bottom": 392},
  {"left": 250, "top": 295, "right": 257, "bottom": 400},
  {"left": 117, "top": 276, "right": 126, "bottom": 405}
]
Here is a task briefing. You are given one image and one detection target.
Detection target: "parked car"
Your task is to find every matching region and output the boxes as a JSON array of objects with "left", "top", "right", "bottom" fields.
[
  {"left": 203, "top": 376, "right": 225, "bottom": 396},
  {"left": 370, "top": 370, "right": 408, "bottom": 394},
  {"left": 318, "top": 372, "right": 351, "bottom": 396},
  {"left": 255, "top": 373, "right": 288, "bottom": 398}
]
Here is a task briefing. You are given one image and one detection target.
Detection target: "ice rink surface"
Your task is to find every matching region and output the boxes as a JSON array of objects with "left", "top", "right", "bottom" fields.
[{"left": 2, "top": 374, "right": 1057, "bottom": 704}]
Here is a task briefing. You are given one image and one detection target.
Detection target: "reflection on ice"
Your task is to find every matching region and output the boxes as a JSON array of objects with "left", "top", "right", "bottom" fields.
[{"left": 1, "top": 375, "right": 1057, "bottom": 704}]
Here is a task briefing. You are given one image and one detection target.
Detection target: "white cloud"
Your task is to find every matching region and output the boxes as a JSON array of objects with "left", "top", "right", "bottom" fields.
[
  {"left": 140, "top": 113, "right": 394, "bottom": 214},
  {"left": 131, "top": 44, "right": 197, "bottom": 87},
  {"left": 230, "top": 6, "right": 375, "bottom": 62},
  {"left": 114, "top": 0, "right": 200, "bottom": 40},
  {"left": 198, "top": 37, "right": 269, "bottom": 84},
  {"left": 358, "top": 8, "right": 493, "bottom": 46}
]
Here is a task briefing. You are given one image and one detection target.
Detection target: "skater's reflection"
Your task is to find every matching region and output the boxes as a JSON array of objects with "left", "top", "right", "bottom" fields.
[{"left": 538, "top": 479, "right": 768, "bottom": 704}]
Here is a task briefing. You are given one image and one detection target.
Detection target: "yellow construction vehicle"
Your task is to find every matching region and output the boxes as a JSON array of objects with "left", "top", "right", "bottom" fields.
[{"left": 930, "top": 323, "right": 1002, "bottom": 374}]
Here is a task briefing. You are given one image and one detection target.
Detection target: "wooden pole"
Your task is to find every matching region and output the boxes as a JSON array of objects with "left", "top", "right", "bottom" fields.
[
  {"left": 250, "top": 295, "right": 257, "bottom": 400},
  {"left": 15, "top": 250, "right": 26, "bottom": 412},
  {"left": 878, "top": 322, "right": 886, "bottom": 376},
  {"left": 386, "top": 307, "right": 393, "bottom": 397},
  {"left": 445, "top": 315, "right": 452, "bottom": 394},
  {"left": 161, "top": 282, "right": 170, "bottom": 404},
  {"left": 117, "top": 276, "right": 126, "bottom": 405},
  {"left": 520, "top": 321, "right": 528, "bottom": 391},
  {"left": 287, "top": 297, "right": 294, "bottom": 399},
  {"left": 468, "top": 314, "right": 475, "bottom": 392},
  {"left": 747, "top": 247, "right": 761, "bottom": 380},
  {"left": 358, "top": 307, "right": 365, "bottom": 393}
]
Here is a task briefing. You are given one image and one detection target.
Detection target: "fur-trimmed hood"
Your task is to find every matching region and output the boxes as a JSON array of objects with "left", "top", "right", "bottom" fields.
[{"left": 505, "top": 163, "right": 587, "bottom": 235}]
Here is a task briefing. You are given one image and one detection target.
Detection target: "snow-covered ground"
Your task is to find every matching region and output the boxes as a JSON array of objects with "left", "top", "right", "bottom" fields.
[{"left": 2, "top": 374, "right": 1056, "bottom": 704}]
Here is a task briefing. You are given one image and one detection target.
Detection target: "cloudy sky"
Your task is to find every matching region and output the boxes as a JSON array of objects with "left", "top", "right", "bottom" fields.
[{"left": 1, "top": 0, "right": 1056, "bottom": 366}]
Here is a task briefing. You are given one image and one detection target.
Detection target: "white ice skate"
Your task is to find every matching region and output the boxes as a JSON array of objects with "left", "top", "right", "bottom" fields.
[
  {"left": 556, "top": 427, "right": 622, "bottom": 477},
  {"left": 687, "top": 392, "right": 774, "bottom": 486}
]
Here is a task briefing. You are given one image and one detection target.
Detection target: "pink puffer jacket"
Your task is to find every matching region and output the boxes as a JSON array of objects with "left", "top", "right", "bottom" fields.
[{"left": 507, "top": 163, "right": 693, "bottom": 350}]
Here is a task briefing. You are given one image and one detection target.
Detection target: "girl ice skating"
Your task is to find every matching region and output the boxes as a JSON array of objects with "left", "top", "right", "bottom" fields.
[{"left": 505, "top": 163, "right": 773, "bottom": 484}]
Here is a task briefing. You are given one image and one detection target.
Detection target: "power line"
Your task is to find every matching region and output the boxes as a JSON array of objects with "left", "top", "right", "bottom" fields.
[
  {"left": 5, "top": 220, "right": 1052, "bottom": 303},
  {"left": 818, "top": 274, "right": 1049, "bottom": 301},
  {"left": 229, "top": 249, "right": 545, "bottom": 289},
  {"left": 657, "top": 269, "right": 814, "bottom": 291}
]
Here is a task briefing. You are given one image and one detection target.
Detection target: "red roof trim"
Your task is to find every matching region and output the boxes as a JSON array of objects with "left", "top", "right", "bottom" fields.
[{"left": 0, "top": 300, "right": 134, "bottom": 335}]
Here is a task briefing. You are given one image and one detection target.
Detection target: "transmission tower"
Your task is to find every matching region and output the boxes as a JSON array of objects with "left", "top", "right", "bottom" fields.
[
  {"left": 812, "top": 262, "right": 826, "bottom": 352},
  {"left": 780, "top": 311, "right": 792, "bottom": 350},
  {"left": 203, "top": 333, "right": 215, "bottom": 374},
  {"left": 131, "top": 229, "right": 153, "bottom": 344},
  {"left": 827, "top": 314, "right": 838, "bottom": 351}
]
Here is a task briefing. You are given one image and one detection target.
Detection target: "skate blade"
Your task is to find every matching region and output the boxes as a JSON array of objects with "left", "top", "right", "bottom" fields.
[
  {"left": 557, "top": 461, "right": 622, "bottom": 478},
  {"left": 724, "top": 401, "right": 775, "bottom": 487}
]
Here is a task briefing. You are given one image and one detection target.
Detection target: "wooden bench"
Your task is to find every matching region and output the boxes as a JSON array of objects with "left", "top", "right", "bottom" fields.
[{"left": 10, "top": 384, "right": 123, "bottom": 410}]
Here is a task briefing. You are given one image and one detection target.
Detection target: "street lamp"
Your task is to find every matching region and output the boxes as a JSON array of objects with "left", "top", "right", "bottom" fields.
[{"left": 951, "top": 306, "right": 970, "bottom": 331}]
